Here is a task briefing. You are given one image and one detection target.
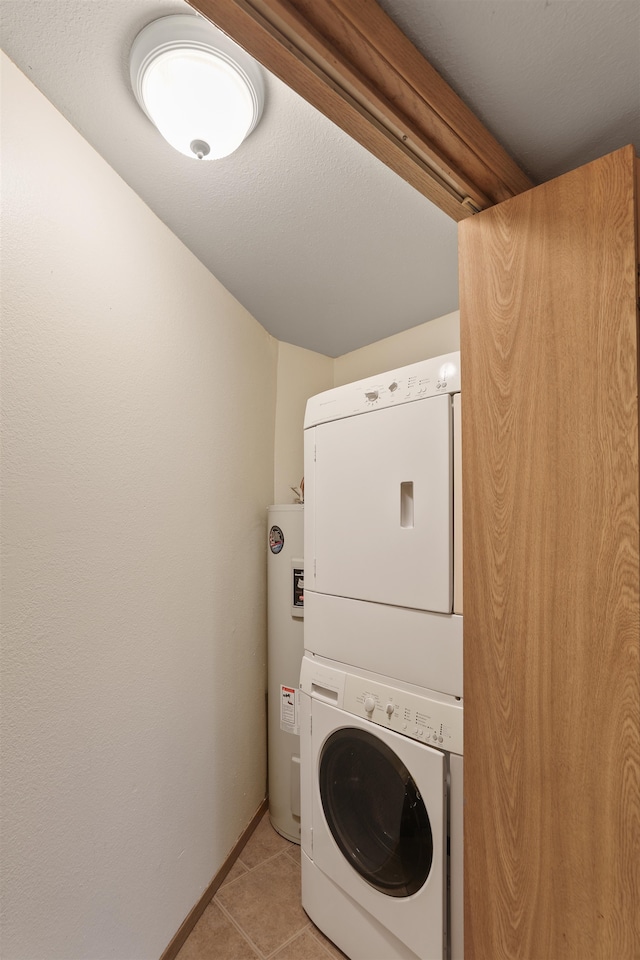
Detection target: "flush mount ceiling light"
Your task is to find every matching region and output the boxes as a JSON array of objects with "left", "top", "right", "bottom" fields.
[{"left": 130, "top": 14, "right": 264, "bottom": 161}]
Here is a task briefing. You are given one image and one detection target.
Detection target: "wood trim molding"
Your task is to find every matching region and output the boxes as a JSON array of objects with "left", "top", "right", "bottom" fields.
[
  {"left": 187, "top": 0, "right": 534, "bottom": 221},
  {"left": 160, "top": 798, "right": 269, "bottom": 960}
]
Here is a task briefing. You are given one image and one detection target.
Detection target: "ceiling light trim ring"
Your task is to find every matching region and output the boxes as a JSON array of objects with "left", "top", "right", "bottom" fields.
[
  {"left": 132, "top": 38, "right": 262, "bottom": 135},
  {"left": 130, "top": 15, "right": 265, "bottom": 159}
]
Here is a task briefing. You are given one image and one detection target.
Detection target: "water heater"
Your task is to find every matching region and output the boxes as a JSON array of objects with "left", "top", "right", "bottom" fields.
[{"left": 267, "top": 504, "right": 304, "bottom": 842}]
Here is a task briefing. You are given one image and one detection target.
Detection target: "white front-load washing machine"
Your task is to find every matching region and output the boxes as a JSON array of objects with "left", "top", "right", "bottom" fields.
[{"left": 299, "top": 655, "right": 463, "bottom": 960}]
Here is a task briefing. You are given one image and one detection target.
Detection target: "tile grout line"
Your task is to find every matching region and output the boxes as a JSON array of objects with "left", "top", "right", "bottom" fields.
[
  {"left": 235, "top": 844, "right": 300, "bottom": 879},
  {"left": 215, "top": 876, "right": 340, "bottom": 960},
  {"left": 212, "top": 821, "right": 319, "bottom": 959},
  {"left": 215, "top": 845, "right": 317, "bottom": 960},
  {"left": 307, "top": 924, "right": 347, "bottom": 960},
  {"left": 185, "top": 849, "right": 342, "bottom": 959},
  {"left": 262, "top": 920, "right": 313, "bottom": 959},
  {"left": 192, "top": 891, "right": 340, "bottom": 960},
  {"left": 212, "top": 895, "right": 270, "bottom": 960},
  {"left": 261, "top": 920, "right": 340, "bottom": 960}
]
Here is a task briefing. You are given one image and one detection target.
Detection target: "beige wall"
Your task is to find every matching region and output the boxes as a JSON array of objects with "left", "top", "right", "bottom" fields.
[
  {"left": 273, "top": 342, "right": 334, "bottom": 504},
  {"left": 1, "top": 51, "right": 460, "bottom": 960},
  {"left": 334, "top": 310, "right": 460, "bottom": 386},
  {"left": 0, "top": 54, "right": 277, "bottom": 960}
]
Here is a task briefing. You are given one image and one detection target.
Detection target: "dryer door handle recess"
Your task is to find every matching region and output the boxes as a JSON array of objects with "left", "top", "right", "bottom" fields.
[{"left": 400, "top": 481, "right": 414, "bottom": 528}]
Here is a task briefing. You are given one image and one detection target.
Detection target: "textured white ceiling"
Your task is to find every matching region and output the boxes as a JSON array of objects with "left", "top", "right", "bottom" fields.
[
  {"left": 1, "top": 1, "right": 638, "bottom": 356},
  {"left": 376, "top": 0, "right": 640, "bottom": 184}
]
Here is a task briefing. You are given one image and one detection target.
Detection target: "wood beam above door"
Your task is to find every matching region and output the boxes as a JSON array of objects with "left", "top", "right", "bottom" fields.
[{"left": 188, "top": 0, "right": 534, "bottom": 221}]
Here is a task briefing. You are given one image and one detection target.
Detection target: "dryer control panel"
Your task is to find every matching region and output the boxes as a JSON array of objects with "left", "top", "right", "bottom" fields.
[
  {"left": 343, "top": 674, "right": 463, "bottom": 756},
  {"left": 304, "top": 352, "right": 460, "bottom": 428}
]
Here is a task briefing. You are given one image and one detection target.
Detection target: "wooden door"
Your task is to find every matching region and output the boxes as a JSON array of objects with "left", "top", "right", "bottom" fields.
[{"left": 459, "top": 145, "right": 640, "bottom": 959}]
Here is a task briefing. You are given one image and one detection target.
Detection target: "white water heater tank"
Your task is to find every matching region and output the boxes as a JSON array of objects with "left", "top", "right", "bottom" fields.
[{"left": 267, "top": 504, "right": 304, "bottom": 842}]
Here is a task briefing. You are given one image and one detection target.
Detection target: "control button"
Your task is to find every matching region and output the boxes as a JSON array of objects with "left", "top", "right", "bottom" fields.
[
  {"left": 414, "top": 728, "right": 420, "bottom": 736},
  {"left": 417, "top": 729, "right": 424, "bottom": 738},
  {"left": 365, "top": 390, "right": 379, "bottom": 402},
  {"left": 388, "top": 382, "right": 398, "bottom": 393},
  {"left": 432, "top": 733, "right": 438, "bottom": 741},
  {"left": 438, "top": 736, "right": 444, "bottom": 743},
  {"left": 385, "top": 702, "right": 394, "bottom": 716},
  {"left": 364, "top": 696, "right": 375, "bottom": 714}
]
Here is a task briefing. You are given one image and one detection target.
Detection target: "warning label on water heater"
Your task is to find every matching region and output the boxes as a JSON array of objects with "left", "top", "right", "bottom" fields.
[{"left": 280, "top": 685, "right": 299, "bottom": 735}]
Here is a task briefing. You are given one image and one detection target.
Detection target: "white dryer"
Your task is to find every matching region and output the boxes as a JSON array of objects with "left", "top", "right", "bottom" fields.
[
  {"left": 299, "top": 655, "right": 463, "bottom": 960},
  {"left": 303, "top": 353, "right": 462, "bottom": 696}
]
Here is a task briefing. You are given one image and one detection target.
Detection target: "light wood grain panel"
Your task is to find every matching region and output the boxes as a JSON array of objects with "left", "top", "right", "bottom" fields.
[
  {"left": 460, "top": 145, "right": 640, "bottom": 959},
  {"left": 187, "top": 0, "right": 534, "bottom": 220}
]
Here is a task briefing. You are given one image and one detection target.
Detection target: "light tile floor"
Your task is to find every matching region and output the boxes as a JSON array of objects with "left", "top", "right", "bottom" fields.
[{"left": 176, "top": 812, "right": 348, "bottom": 960}]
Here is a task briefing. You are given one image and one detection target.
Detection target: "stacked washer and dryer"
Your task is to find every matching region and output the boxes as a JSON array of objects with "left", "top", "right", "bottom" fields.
[{"left": 300, "top": 352, "right": 463, "bottom": 960}]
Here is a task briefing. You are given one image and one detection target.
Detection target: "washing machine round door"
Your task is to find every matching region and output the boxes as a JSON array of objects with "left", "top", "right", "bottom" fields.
[{"left": 319, "top": 727, "right": 433, "bottom": 897}]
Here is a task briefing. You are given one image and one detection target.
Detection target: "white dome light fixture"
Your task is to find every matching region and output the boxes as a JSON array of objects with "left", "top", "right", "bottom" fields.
[{"left": 130, "top": 14, "right": 264, "bottom": 161}]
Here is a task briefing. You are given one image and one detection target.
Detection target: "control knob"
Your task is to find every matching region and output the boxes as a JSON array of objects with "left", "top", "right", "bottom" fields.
[
  {"left": 385, "top": 702, "right": 394, "bottom": 716},
  {"left": 364, "top": 696, "right": 376, "bottom": 714}
]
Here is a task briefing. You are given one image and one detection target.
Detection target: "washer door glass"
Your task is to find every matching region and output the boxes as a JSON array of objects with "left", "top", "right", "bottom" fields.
[{"left": 319, "top": 727, "right": 433, "bottom": 897}]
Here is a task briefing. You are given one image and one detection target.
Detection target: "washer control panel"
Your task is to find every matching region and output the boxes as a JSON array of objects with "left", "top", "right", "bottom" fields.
[{"left": 343, "top": 673, "right": 463, "bottom": 755}]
